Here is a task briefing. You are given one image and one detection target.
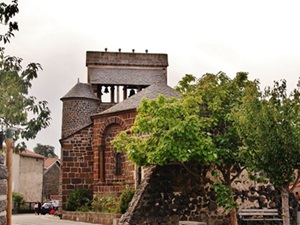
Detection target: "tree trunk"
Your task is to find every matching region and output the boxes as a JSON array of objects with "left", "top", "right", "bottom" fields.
[
  {"left": 227, "top": 168, "right": 238, "bottom": 225},
  {"left": 230, "top": 208, "right": 238, "bottom": 225},
  {"left": 281, "top": 187, "right": 290, "bottom": 225}
]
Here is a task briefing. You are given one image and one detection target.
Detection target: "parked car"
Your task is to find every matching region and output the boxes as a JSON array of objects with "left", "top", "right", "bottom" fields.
[{"left": 40, "top": 202, "right": 56, "bottom": 215}]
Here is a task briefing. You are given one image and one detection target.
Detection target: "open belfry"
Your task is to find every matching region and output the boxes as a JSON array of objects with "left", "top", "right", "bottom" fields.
[{"left": 60, "top": 49, "right": 179, "bottom": 209}]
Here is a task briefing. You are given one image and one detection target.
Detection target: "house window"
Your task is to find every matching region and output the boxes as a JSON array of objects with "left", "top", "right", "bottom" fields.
[{"left": 115, "top": 153, "right": 122, "bottom": 175}]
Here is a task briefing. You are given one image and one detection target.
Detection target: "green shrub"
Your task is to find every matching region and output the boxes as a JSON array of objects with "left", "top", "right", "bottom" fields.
[
  {"left": 66, "top": 189, "right": 91, "bottom": 211},
  {"left": 118, "top": 188, "right": 135, "bottom": 214},
  {"left": 19, "top": 204, "right": 30, "bottom": 210},
  {"left": 12, "top": 192, "right": 25, "bottom": 208},
  {"left": 91, "top": 194, "right": 118, "bottom": 213},
  {"left": 77, "top": 205, "right": 90, "bottom": 212}
]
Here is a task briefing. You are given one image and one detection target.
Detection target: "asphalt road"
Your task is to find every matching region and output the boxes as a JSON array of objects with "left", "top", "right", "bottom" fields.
[{"left": 12, "top": 213, "right": 96, "bottom": 225}]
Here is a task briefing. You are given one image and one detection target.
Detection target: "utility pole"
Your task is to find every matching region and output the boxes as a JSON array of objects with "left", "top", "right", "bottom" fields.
[{"left": 6, "top": 128, "right": 13, "bottom": 225}]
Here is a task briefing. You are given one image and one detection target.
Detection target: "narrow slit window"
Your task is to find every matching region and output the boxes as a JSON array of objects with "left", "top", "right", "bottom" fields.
[{"left": 115, "top": 152, "right": 122, "bottom": 175}]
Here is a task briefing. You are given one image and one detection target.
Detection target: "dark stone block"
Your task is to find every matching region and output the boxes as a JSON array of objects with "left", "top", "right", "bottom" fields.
[
  {"left": 0, "top": 216, "right": 6, "bottom": 225},
  {"left": 72, "top": 178, "right": 82, "bottom": 184},
  {"left": 0, "top": 200, "right": 6, "bottom": 212},
  {"left": 0, "top": 180, "right": 7, "bottom": 195},
  {"left": 208, "top": 201, "right": 217, "bottom": 211},
  {"left": 209, "top": 192, "right": 217, "bottom": 201},
  {"left": 66, "top": 185, "right": 74, "bottom": 189},
  {"left": 0, "top": 166, "right": 7, "bottom": 179},
  {"left": 191, "top": 198, "right": 198, "bottom": 205},
  {"left": 248, "top": 196, "right": 256, "bottom": 202}
]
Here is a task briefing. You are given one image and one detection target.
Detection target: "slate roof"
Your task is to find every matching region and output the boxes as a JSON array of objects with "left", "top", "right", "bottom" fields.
[
  {"left": 98, "top": 82, "right": 180, "bottom": 115},
  {"left": 88, "top": 68, "right": 166, "bottom": 86},
  {"left": 61, "top": 82, "right": 99, "bottom": 101}
]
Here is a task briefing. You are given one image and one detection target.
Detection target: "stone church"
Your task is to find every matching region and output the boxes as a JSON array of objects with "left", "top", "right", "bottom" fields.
[
  {"left": 60, "top": 50, "right": 297, "bottom": 225},
  {"left": 60, "top": 50, "right": 179, "bottom": 209}
]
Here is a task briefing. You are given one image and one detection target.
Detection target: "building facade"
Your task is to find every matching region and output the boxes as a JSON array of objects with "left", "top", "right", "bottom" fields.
[
  {"left": 43, "top": 157, "right": 60, "bottom": 201},
  {"left": 60, "top": 50, "right": 179, "bottom": 209},
  {"left": 12, "top": 150, "right": 44, "bottom": 202},
  {"left": 60, "top": 50, "right": 300, "bottom": 225}
]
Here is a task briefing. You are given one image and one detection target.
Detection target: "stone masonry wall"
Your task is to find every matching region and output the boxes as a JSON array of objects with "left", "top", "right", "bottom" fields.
[
  {"left": 60, "top": 125, "right": 94, "bottom": 209},
  {"left": 0, "top": 154, "right": 7, "bottom": 225},
  {"left": 86, "top": 51, "right": 168, "bottom": 67},
  {"left": 120, "top": 163, "right": 297, "bottom": 225},
  {"left": 92, "top": 111, "right": 137, "bottom": 198},
  {"left": 44, "top": 162, "right": 60, "bottom": 200},
  {"left": 62, "top": 211, "right": 121, "bottom": 225},
  {"left": 120, "top": 163, "right": 224, "bottom": 225},
  {"left": 61, "top": 99, "right": 99, "bottom": 139},
  {"left": 93, "top": 124, "right": 127, "bottom": 196},
  {"left": 60, "top": 109, "right": 137, "bottom": 211}
]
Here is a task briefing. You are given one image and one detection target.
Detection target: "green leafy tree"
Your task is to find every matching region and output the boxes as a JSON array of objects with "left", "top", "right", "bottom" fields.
[
  {"left": 33, "top": 143, "right": 57, "bottom": 158},
  {"left": 0, "top": 0, "right": 19, "bottom": 44},
  {"left": 233, "top": 79, "right": 300, "bottom": 225},
  {"left": 0, "top": 0, "right": 51, "bottom": 150},
  {"left": 112, "top": 72, "right": 254, "bottom": 225},
  {"left": 0, "top": 48, "right": 51, "bottom": 150}
]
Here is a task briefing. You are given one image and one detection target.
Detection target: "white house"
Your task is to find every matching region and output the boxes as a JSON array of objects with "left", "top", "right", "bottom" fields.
[{"left": 12, "top": 149, "right": 44, "bottom": 202}]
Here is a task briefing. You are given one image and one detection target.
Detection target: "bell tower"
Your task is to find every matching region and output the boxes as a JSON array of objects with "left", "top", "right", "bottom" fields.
[{"left": 86, "top": 49, "right": 168, "bottom": 112}]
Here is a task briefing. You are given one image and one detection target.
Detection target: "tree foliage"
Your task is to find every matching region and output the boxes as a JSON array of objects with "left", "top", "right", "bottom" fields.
[
  {"left": 0, "top": 0, "right": 19, "bottom": 44},
  {"left": 112, "top": 95, "right": 216, "bottom": 166},
  {"left": 233, "top": 80, "right": 300, "bottom": 187},
  {"left": 233, "top": 79, "right": 300, "bottom": 225},
  {"left": 0, "top": 0, "right": 51, "bottom": 150},
  {"left": 112, "top": 72, "right": 256, "bottom": 225},
  {"left": 0, "top": 48, "right": 51, "bottom": 150},
  {"left": 33, "top": 143, "right": 57, "bottom": 158}
]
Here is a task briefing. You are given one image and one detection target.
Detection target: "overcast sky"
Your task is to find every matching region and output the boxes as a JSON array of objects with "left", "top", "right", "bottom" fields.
[{"left": 4, "top": 0, "right": 300, "bottom": 157}]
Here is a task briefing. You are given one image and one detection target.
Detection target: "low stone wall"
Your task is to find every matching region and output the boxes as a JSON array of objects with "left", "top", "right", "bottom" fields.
[
  {"left": 0, "top": 154, "right": 7, "bottom": 225},
  {"left": 62, "top": 163, "right": 298, "bottom": 225},
  {"left": 120, "top": 164, "right": 229, "bottom": 225},
  {"left": 119, "top": 163, "right": 297, "bottom": 225},
  {"left": 62, "top": 211, "right": 121, "bottom": 225}
]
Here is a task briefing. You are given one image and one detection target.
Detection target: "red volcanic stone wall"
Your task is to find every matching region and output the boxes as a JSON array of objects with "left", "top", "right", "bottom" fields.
[
  {"left": 92, "top": 110, "right": 137, "bottom": 197},
  {"left": 60, "top": 126, "right": 94, "bottom": 209},
  {"left": 60, "top": 109, "right": 137, "bottom": 209}
]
